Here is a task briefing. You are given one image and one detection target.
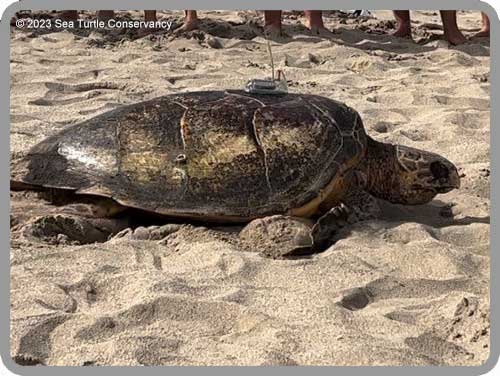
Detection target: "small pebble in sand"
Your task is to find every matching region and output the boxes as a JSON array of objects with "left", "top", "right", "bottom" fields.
[
  {"left": 373, "top": 122, "right": 391, "bottom": 133},
  {"left": 479, "top": 168, "right": 490, "bottom": 178},
  {"left": 308, "top": 53, "right": 320, "bottom": 64},
  {"left": 207, "top": 37, "right": 223, "bottom": 49}
]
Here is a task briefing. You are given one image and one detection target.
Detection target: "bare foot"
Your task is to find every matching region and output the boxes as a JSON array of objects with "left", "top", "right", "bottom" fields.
[
  {"left": 308, "top": 25, "right": 334, "bottom": 37},
  {"left": 305, "top": 10, "right": 333, "bottom": 37},
  {"left": 97, "top": 10, "right": 115, "bottom": 22},
  {"left": 473, "top": 12, "right": 490, "bottom": 39},
  {"left": 144, "top": 10, "right": 157, "bottom": 23},
  {"left": 392, "top": 23, "right": 412, "bottom": 38},
  {"left": 446, "top": 31, "right": 467, "bottom": 45},
  {"left": 174, "top": 17, "right": 199, "bottom": 33},
  {"left": 178, "top": 10, "right": 199, "bottom": 32},
  {"left": 440, "top": 10, "right": 467, "bottom": 45},
  {"left": 392, "top": 11, "right": 412, "bottom": 39},
  {"left": 178, "top": 18, "right": 199, "bottom": 32},
  {"left": 59, "top": 10, "right": 78, "bottom": 21},
  {"left": 263, "top": 10, "right": 284, "bottom": 39},
  {"left": 264, "top": 23, "right": 283, "bottom": 38},
  {"left": 473, "top": 28, "right": 490, "bottom": 38}
]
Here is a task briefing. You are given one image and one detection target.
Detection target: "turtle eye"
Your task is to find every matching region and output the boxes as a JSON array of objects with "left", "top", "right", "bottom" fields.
[{"left": 430, "top": 161, "right": 449, "bottom": 180}]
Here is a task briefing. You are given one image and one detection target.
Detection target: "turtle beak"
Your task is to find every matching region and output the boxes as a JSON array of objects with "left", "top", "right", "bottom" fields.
[
  {"left": 449, "top": 167, "right": 461, "bottom": 189},
  {"left": 430, "top": 160, "right": 460, "bottom": 193}
]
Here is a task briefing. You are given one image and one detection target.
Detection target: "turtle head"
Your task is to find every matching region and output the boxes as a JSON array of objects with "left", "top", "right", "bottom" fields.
[
  {"left": 365, "top": 139, "right": 460, "bottom": 205},
  {"left": 390, "top": 145, "right": 460, "bottom": 204}
]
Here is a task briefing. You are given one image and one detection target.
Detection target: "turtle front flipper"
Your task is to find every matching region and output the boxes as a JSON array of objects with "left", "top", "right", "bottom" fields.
[
  {"left": 239, "top": 191, "right": 380, "bottom": 258},
  {"left": 312, "top": 190, "right": 381, "bottom": 251},
  {"left": 239, "top": 215, "right": 314, "bottom": 259},
  {"left": 311, "top": 204, "right": 351, "bottom": 251}
]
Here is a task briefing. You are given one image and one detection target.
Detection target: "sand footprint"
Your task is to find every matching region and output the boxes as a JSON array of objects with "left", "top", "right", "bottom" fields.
[
  {"left": 72, "top": 69, "right": 110, "bottom": 80},
  {"left": 10, "top": 114, "right": 42, "bottom": 123},
  {"left": 380, "top": 222, "right": 439, "bottom": 244},
  {"left": 75, "top": 296, "right": 242, "bottom": 344},
  {"left": 338, "top": 287, "right": 373, "bottom": 311},
  {"left": 29, "top": 82, "right": 123, "bottom": 107},
  {"left": 130, "top": 336, "right": 184, "bottom": 365},
  {"left": 436, "top": 223, "right": 490, "bottom": 256},
  {"left": 336, "top": 276, "right": 474, "bottom": 312},
  {"left": 75, "top": 316, "right": 122, "bottom": 343},
  {"left": 433, "top": 95, "right": 489, "bottom": 110},
  {"left": 398, "top": 128, "right": 430, "bottom": 142},
  {"left": 404, "top": 333, "right": 474, "bottom": 365},
  {"left": 159, "top": 227, "right": 248, "bottom": 281},
  {"left": 12, "top": 314, "right": 70, "bottom": 366},
  {"left": 33, "top": 283, "right": 78, "bottom": 313},
  {"left": 446, "top": 110, "right": 489, "bottom": 130},
  {"left": 434, "top": 223, "right": 489, "bottom": 253},
  {"left": 151, "top": 277, "right": 250, "bottom": 304},
  {"left": 113, "top": 54, "right": 142, "bottom": 64}
]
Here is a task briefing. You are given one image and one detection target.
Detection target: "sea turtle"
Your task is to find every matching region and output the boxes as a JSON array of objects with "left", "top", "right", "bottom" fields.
[{"left": 11, "top": 90, "right": 460, "bottom": 256}]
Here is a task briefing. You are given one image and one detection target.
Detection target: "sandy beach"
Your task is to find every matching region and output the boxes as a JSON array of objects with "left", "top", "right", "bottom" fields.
[{"left": 9, "top": 10, "right": 490, "bottom": 366}]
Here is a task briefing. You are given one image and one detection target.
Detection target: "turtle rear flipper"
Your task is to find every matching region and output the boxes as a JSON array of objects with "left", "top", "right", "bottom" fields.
[
  {"left": 18, "top": 214, "right": 130, "bottom": 245},
  {"left": 14, "top": 199, "right": 130, "bottom": 245}
]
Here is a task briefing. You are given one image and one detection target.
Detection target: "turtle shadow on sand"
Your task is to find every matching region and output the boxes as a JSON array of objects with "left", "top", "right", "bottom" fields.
[{"left": 378, "top": 200, "right": 489, "bottom": 229}]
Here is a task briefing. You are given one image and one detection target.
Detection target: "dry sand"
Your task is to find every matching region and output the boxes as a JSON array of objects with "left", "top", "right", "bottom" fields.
[{"left": 9, "top": 10, "right": 490, "bottom": 365}]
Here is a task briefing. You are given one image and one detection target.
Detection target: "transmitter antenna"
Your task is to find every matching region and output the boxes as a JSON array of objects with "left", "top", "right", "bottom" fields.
[
  {"left": 267, "top": 38, "right": 275, "bottom": 81},
  {"left": 244, "top": 38, "right": 288, "bottom": 95}
]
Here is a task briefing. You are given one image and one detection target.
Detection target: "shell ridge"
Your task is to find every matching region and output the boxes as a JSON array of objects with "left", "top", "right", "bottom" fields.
[
  {"left": 226, "top": 90, "right": 273, "bottom": 194},
  {"left": 226, "top": 90, "right": 266, "bottom": 107},
  {"left": 115, "top": 118, "right": 123, "bottom": 176},
  {"left": 308, "top": 101, "right": 341, "bottom": 133},
  {"left": 251, "top": 109, "right": 273, "bottom": 194},
  {"left": 171, "top": 100, "right": 188, "bottom": 110},
  {"left": 307, "top": 101, "right": 345, "bottom": 158},
  {"left": 304, "top": 101, "right": 347, "bottom": 198},
  {"left": 170, "top": 101, "right": 191, "bottom": 201},
  {"left": 177, "top": 108, "right": 188, "bottom": 153}
]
